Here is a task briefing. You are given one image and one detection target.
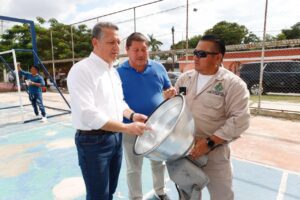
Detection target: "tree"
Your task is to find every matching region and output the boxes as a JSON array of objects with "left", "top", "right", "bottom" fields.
[
  {"left": 0, "top": 24, "right": 36, "bottom": 66},
  {"left": 0, "top": 17, "right": 92, "bottom": 67},
  {"left": 244, "top": 32, "right": 261, "bottom": 44},
  {"left": 278, "top": 22, "right": 300, "bottom": 40},
  {"left": 171, "top": 40, "right": 186, "bottom": 50},
  {"left": 73, "top": 24, "right": 92, "bottom": 58},
  {"left": 188, "top": 35, "right": 202, "bottom": 49},
  {"left": 204, "top": 21, "right": 249, "bottom": 45},
  {"left": 171, "top": 35, "right": 202, "bottom": 50},
  {"left": 276, "top": 33, "right": 286, "bottom": 40},
  {"left": 265, "top": 34, "right": 276, "bottom": 42},
  {"left": 148, "top": 34, "right": 163, "bottom": 51},
  {"left": 36, "top": 17, "right": 46, "bottom": 25}
]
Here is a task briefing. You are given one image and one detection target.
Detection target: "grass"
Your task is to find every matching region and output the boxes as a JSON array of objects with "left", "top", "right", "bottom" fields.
[{"left": 250, "top": 94, "right": 300, "bottom": 103}]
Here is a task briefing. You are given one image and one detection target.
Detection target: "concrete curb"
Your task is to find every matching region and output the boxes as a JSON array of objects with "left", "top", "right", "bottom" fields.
[{"left": 250, "top": 108, "right": 300, "bottom": 121}]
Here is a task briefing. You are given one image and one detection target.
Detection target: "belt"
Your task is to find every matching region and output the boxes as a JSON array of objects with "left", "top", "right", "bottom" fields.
[{"left": 77, "top": 129, "right": 114, "bottom": 135}]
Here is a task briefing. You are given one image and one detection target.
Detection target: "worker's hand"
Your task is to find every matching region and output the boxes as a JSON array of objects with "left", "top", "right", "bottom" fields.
[
  {"left": 17, "top": 63, "right": 21, "bottom": 71},
  {"left": 25, "top": 80, "right": 32, "bottom": 86},
  {"left": 124, "top": 122, "right": 149, "bottom": 136},
  {"left": 188, "top": 138, "right": 210, "bottom": 160},
  {"left": 29, "top": 81, "right": 38, "bottom": 86},
  {"left": 133, "top": 113, "right": 148, "bottom": 123},
  {"left": 163, "top": 87, "right": 177, "bottom": 99}
]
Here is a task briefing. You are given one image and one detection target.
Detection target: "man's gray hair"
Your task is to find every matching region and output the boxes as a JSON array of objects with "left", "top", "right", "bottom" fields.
[{"left": 92, "top": 22, "right": 119, "bottom": 39}]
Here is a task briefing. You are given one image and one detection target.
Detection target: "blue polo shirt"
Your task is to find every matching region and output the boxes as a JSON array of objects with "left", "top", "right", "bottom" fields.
[
  {"left": 117, "top": 60, "right": 171, "bottom": 123},
  {"left": 19, "top": 70, "right": 45, "bottom": 94}
]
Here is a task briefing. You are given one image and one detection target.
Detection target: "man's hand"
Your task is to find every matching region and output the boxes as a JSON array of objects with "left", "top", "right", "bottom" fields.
[
  {"left": 25, "top": 80, "right": 31, "bottom": 86},
  {"left": 17, "top": 63, "right": 21, "bottom": 71},
  {"left": 189, "top": 135, "right": 226, "bottom": 160},
  {"left": 124, "top": 122, "right": 149, "bottom": 136},
  {"left": 28, "top": 81, "right": 39, "bottom": 86},
  {"left": 189, "top": 138, "right": 210, "bottom": 160},
  {"left": 163, "top": 87, "right": 177, "bottom": 99},
  {"left": 132, "top": 113, "right": 148, "bottom": 123}
]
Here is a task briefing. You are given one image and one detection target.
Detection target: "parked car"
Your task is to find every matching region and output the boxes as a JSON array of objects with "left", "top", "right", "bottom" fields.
[
  {"left": 239, "top": 61, "right": 300, "bottom": 95},
  {"left": 167, "top": 71, "right": 181, "bottom": 86}
]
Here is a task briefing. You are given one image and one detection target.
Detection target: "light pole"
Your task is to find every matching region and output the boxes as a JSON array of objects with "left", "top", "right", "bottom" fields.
[
  {"left": 171, "top": 26, "right": 175, "bottom": 71},
  {"left": 50, "top": 30, "right": 56, "bottom": 83},
  {"left": 70, "top": 25, "right": 75, "bottom": 65},
  {"left": 185, "top": 0, "right": 189, "bottom": 62},
  {"left": 258, "top": 0, "right": 268, "bottom": 111},
  {"left": 133, "top": 7, "right": 136, "bottom": 32}
]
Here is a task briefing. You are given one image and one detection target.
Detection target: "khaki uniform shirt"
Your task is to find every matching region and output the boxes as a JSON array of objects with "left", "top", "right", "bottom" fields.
[{"left": 175, "top": 68, "right": 250, "bottom": 141}]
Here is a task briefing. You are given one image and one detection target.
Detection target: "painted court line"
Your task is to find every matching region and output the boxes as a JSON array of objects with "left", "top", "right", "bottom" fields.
[
  {"left": 233, "top": 157, "right": 300, "bottom": 176},
  {"left": 276, "top": 171, "right": 288, "bottom": 200}
]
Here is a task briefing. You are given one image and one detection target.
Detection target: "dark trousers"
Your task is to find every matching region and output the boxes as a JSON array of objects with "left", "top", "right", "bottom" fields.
[
  {"left": 29, "top": 92, "right": 46, "bottom": 117},
  {"left": 75, "top": 131, "right": 123, "bottom": 200}
]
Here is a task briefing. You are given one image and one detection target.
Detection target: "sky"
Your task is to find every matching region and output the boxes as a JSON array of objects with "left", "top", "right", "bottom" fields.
[{"left": 0, "top": 0, "right": 299, "bottom": 50}]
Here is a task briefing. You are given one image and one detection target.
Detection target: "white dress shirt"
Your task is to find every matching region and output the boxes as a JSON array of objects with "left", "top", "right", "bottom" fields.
[{"left": 67, "top": 52, "right": 129, "bottom": 130}]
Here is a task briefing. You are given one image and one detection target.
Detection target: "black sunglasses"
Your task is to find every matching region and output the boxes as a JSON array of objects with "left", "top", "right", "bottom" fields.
[{"left": 193, "top": 50, "right": 219, "bottom": 58}]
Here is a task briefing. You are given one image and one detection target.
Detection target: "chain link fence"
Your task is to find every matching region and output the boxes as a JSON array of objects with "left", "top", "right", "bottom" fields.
[
  {"left": 1, "top": 0, "right": 300, "bottom": 118},
  {"left": 151, "top": 43, "right": 300, "bottom": 119}
]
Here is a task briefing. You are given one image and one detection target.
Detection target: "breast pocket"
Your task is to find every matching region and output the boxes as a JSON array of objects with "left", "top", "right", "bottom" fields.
[{"left": 202, "top": 94, "right": 225, "bottom": 118}]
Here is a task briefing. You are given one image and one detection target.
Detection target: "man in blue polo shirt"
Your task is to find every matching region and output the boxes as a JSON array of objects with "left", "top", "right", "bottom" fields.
[
  {"left": 117, "top": 32, "right": 176, "bottom": 200},
  {"left": 17, "top": 64, "right": 47, "bottom": 122}
]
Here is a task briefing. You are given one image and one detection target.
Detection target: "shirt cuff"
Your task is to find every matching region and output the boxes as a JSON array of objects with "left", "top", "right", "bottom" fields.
[{"left": 214, "top": 130, "right": 233, "bottom": 141}]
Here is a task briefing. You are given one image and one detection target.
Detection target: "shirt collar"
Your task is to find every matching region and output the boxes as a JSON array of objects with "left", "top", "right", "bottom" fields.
[
  {"left": 192, "top": 67, "right": 225, "bottom": 81},
  {"left": 90, "top": 52, "right": 113, "bottom": 69},
  {"left": 124, "top": 59, "right": 152, "bottom": 70},
  {"left": 215, "top": 67, "right": 226, "bottom": 81}
]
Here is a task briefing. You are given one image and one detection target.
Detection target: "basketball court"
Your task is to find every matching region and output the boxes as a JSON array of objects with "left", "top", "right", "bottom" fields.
[{"left": 1, "top": 99, "right": 299, "bottom": 200}]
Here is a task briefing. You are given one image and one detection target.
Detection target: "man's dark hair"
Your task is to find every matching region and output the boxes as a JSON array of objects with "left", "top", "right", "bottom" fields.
[
  {"left": 92, "top": 22, "right": 119, "bottom": 39},
  {"left": 126, "top": 32, "right": 149, "bottom": 48},
  {"left": 201, "top": 35, "right": 226, "bottom": 56},
  {"left": 31, "top": 65, "right": 40, "bottom": 72}
]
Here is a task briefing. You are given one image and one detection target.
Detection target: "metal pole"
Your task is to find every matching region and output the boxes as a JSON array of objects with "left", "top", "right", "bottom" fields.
[
  {"left": 185, "top": 0, "right": 189, "bottom": 62},
  {"left": 171, "top": 26, "right": 175, "bottom": 71},
  {"left": 1, "top": 20, "right": 3, "bottom": 35},
  {"left": 258, "top": 0, "right": 268, "bottom": 111},
  {"left": 71, "top": 26, "right": 75, "bottom": 65},
  {"left": 12, "top": 49, "right": 25, "bottom": 122},
  {"left": 133, "top": 7, "right": 136, "bottom": 32},
  {"left": 50, "top": 30, "right": 56, "bottom": 83}
]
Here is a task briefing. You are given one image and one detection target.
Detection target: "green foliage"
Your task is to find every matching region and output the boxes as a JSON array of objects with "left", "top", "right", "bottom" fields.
[
  {"left": 0, "top": 17, "right": 92, "bottom": 66},
  {"left": 265, "top": 34, "right": 276, "bottom": 42},
  {"left": 148, "top": 34, "right": 163, "bottom": 51},
  {"left": 277, "top": 22, "right": 300, "bottom": 40},
  {"left": 276, "top": 33, "right": 287, "bottom": 40},
  {"left": 171, "top": 35, "right": 202, "bottom": 50},
  {"left": 188, "top": 35, "right": 202, "bottom": 49},
  {"left": 36, "top": 17, "right": 46, "bottom": 24},
  {"left": 171, "top": 40, "right": 186, "bottom": 50},
  {"left": 244, "top": 32, "right": 261, "bottom": 44},
  {"left": 172, "top": 21, "right": 261, "bottom": 49},
  {"left": 205, "top": 21, "right": 249, "bottom": 45}
]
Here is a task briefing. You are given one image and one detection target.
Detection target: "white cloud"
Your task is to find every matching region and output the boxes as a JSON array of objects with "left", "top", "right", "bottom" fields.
[
  {"left": 0, "top": 0, "right": 82, "bottom": 22},
  {"left": 1, "top": 0, "right": 299, "bottom": 50}
]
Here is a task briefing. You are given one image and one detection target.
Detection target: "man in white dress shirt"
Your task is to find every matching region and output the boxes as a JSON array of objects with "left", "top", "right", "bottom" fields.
[{"left": 67, "top": 22, "right": 148, "bottom": 200}]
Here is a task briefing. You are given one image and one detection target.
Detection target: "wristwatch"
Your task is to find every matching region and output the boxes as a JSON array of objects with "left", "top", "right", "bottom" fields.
[
  {"left": 129, "top": 112, "right": 135, "bottom": 121},
  {"left": 206, "top": 138, "right": 215, "bottom": 149}
]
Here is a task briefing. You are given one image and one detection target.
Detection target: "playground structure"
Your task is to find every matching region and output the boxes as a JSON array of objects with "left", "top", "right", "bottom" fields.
[{"left": 0, "top": 16, "right": 71, "bottom": 126}]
